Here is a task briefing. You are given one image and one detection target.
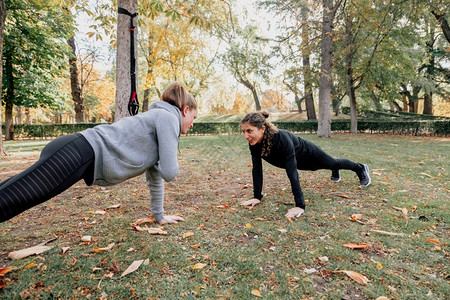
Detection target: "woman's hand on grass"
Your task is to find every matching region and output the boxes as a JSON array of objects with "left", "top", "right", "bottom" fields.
[
  {"left": 285, "top": 207, "right": 305, "bottom": 220},
  {"left": 158, "top": 215, "right": 185, "bottom": 225},
  {"left": 240, "top": 198, "right": 261, "bottom": 207}
]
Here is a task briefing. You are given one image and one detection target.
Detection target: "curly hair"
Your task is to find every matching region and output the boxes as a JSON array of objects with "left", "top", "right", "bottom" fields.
[{"left": 241, "top": 111, "right": 278, "bottom": 157}]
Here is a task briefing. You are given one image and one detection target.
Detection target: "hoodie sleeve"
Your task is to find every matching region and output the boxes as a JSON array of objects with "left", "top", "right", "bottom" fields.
[
  {"left": 146, "top": 164, "right": 164, "bottom": 222},
  {"left": 155, "top": 112, "right": 180, "bottom": 181}
]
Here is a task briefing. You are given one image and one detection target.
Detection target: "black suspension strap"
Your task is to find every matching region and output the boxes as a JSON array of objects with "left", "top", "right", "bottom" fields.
[{"left": 118, "top": 7, "right": 139, "bottom": 116}]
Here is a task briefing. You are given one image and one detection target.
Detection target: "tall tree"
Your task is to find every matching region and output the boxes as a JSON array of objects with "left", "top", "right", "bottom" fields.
[
  {"left": 0, "top": 0, "right": 6, "bottom": 155},
  {"left": 2, "top": 0, "right": 74, "bottom": 140},
  {"left": 221, "top": 25, "right": 272, "bottom": 111},
  {"left": 317, "top": 0, "right": 342, "bottom": 137}
]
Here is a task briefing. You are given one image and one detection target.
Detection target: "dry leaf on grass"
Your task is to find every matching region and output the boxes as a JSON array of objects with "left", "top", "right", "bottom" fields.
[
  {"left": 81, "top": 236, "right": 92, "bottom": 242},
  {"left": 132, "top": 217, "right": 156, "bottom": 227},
  {"left": 344, "top": 243, "right": 372, "bottom": 249},
  {"left": 93, "top": 243, "right": 115, "bottom": 253},
  {"left": 392, "top": 206, "right": 409, "bottom": 215},
  {"left": 370, "top": 229, "right": 404, "bottom": 236},
  {"left": 61, "top": 247, "right": 70, "bottom": 254},
  {"left": 351, "top": 214, "right": 363, "bottom": 221},
  {"left": 121, "top": 260, "right": 144, "bottom": 277},
  {"left": 425, "top": 238, "right": 441, "bottom": 245},
  {"left": 0, "top": 267, "right": 14, "bottom": 277},
  {"left": 251, "top": 289, "right": 262, "bottom": 297},
  {"left": 106, "top": 204, "right": 121, "bottom": 209},
  {"left": 336, "top": 270, "right": 369, "bottom": 285},
  {"left": 8, "top": 245, "right": 53, "bottom": 260},
  {"left": 192, "top": 263, "right": 207, "bottom": 270},
  {"left": 134, "top": 226, "right": 168, "bottom": 235},
  {"left": 182, "top": 232, "right": 194, "bottom": 239}
]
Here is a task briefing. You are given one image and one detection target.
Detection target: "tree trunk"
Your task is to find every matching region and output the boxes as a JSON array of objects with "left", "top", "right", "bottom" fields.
[
  {"left": 345, "top": 16, "right": 358, "bottom": 133},
  {"left": 423, "top": 92, "right": 433, "bottom": 115},
  {"left": 250, "top": 86, "right": 261, "bottom": 111},
  {"left": 301, "top": 5, "right": 316, "bottom": 120},
  {"left": 239, "top": 77, "right": 261, "bottom": 111},
  {"left": 4, "top": 49, "right": 14, "bottom": 140},
  {"left": 68, "top": 36, "right": 84, "bottom": 122},
  {"left": 4, "top": 102, "right": 13, "bottom": 141},
  {"left": 317, "top": 0, "right": 334, "bottom": 137},
  {"left": 115, "top": 0, "right": 138, "bottom": 121},
  {"left": 432, "top": 10, "right": 450, "bottom": 44},
  {"left": 143, "top": 88, "right": 150, "bottom": 112},
  {"left": 0, "top": 0, "right": 6, "bottom": 154},
  {"left": 371, "top": 91, "right": 382, "bottom": 111},
  {"left": 142, "top": 32, "right": 155, "bottom": 112},
  {"left": 294, "top": 95, "right": 303, "bottom": 113}
]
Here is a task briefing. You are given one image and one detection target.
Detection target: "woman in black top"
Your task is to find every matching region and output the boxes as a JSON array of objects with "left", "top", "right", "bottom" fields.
[{"left": 240, "top": 111, "right": 371, "bottom": 220}]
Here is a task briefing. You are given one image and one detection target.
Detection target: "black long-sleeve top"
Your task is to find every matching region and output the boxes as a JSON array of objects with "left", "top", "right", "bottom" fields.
[{"left": 249, "top": 129, "right": 309, "bottom": 209}]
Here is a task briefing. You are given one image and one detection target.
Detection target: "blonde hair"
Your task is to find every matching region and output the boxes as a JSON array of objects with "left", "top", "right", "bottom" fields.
[
  {"left": 241, "top": 111, "right": 278, "bottom": 157},
  {"left": 161, "top": 82, "right": 190, "bottom": 110},
  {"left": 187, "top": 93, "right": 198, "bottom": 111}
]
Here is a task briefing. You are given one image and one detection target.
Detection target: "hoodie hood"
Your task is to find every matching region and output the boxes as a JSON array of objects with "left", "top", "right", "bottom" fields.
[{"left": 149, "top": 101, "right": 182, "bottom": 136}]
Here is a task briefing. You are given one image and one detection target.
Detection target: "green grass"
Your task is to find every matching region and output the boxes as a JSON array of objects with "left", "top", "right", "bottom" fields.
[{"left": 0, "top": 134, "right": 448, "bottom": 299}]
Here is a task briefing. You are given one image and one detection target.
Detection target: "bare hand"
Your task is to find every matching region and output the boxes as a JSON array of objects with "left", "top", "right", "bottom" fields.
[
  {"left": 285, "top": 207, "right": 305, "bottom": 220},
  {"left": 158, "top": 215, "right": 185, "bottom": 225},
  {"left": 240, "top": 198, "right": 261, "bottom": 207}
]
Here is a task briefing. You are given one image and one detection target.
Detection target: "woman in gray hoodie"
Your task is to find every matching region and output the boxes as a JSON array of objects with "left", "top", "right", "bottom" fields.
[{"left": 0, "top": 82, "right": 198, "bottom": 224}]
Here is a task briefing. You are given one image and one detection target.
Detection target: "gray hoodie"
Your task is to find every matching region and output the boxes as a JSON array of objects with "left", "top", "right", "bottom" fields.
[{"left": 80, "top": 101, "right": 181, "bottom": 221}]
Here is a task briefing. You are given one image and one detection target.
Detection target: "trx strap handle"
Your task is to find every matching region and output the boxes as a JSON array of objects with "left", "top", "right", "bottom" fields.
[{"left": 118, "top": 7, "right": 139, "bottom": 116}]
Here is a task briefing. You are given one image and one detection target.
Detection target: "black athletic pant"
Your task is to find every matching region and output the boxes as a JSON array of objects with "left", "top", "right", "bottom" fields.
[
  {"left": 0, "top": 133, "right": 95, "bottom": 223},
  {"left": 298, "top": 139, "right": 362, "bottom": 172}
]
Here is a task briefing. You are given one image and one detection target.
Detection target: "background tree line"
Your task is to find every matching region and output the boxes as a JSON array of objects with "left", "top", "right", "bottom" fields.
[{"left": 0, "top": 0, "right": 449, "bottom": 145}]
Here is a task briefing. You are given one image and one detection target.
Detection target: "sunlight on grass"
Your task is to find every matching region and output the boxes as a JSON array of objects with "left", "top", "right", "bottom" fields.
[{"left": 0, "top": 134, "right": 448, "bottom": 298}]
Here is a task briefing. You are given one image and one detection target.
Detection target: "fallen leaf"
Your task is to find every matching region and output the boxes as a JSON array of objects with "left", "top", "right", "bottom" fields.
[
  {"left": 336, "top": 193, "right": 351, "bottom": 199},
  {"left": 132, "top": 217, "right": 155, "bottom": 227},
  {"left": 81, "top": 236, "right": 92, "bottom": 242},
  {"left": 24, "top": 263, "right": 37, "bottom": 270},
  {"left": 8, "top": 245, "right": 53, "bottom": 260},
  {"left": 344, "top": 243, "right": 371, "bottom": 249},
  {"left": 376, "top": 297, "right": 389, "bottom": 300},
  {"left": 61, "top": 247, "right": 70, "bottom": 254},
  {"left": 318, "top": 256, "right": 329, "bottom": 263},
  {"left": 351, "top": 214, "right": 363, "bottom": 221},
  {"left": 392, "top": 206, "right": 408, "bottom": 215},
  {"left": 191, "top": 244, "right": 201, "bottom": 249},
  {"left": 251, "top": 289, "right": 262, "bottom": 297},
  {"left": 304, "top": 268, "right": 318, "bottom": 274},
  {"left": 93, "top": 243, "right": 115, "bottom": 253},
  {"left": 245, "top": 223, "right": 252, "bottom": 228},
  {"left": 135, "top": 226, "right": 168, "bottom": 235},
  {"left": 94, "top": 210, "right": 106, "bottom": 215},
  {"left": 106, "top": 204, "right": 121, "bottom": 209},
  {"left": 217, "top": 205, "right": 229, "bottom": 209},
  {"left": 370, "top": 229, "right": 404, "bottom": 236},
  {"left": 425, "top": 238, "right": 440, "bottom": 245},
  {"left": 121, "top": 260, "right": 144, "bottom": 277},
  {"left": 192, "top": 263, "right": 207, "bottom": 270},
  {"left": 182, "top": 232, "right": 194, "bottom": 239},
  {"left": 336, "top": 270, "right": 369, "bottom": 285},
  {"left": 0, "top": 267, "right": 14, "bottom": 277}
]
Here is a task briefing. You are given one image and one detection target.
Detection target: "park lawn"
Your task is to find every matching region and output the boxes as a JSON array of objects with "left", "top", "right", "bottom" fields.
[{"left": 0, "top": 133, "right": 448, "bottom": 299}]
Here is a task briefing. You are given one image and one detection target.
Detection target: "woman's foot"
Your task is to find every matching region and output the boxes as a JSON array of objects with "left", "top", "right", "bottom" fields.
[
  {"left": 356, "top": 164, "right": 371, "bottom": 186},
  {"left": 331, "top": 170, "right": 341, "bottom": 182}
]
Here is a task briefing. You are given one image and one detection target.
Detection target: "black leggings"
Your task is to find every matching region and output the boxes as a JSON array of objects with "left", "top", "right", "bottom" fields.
[
  {"left": 298, "top": 139, "right": 361, "bottom": 172},
  {"left": 0, "top": 133, "right": 95, "bottom": 223}
]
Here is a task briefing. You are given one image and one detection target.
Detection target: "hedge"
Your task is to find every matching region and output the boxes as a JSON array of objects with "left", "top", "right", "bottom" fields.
[
  {"left": 188, "top": 119, "right": 449, "bottom": 136},
  {"left": 2, "top": 119, "right": 449, "bottom": 138}
]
